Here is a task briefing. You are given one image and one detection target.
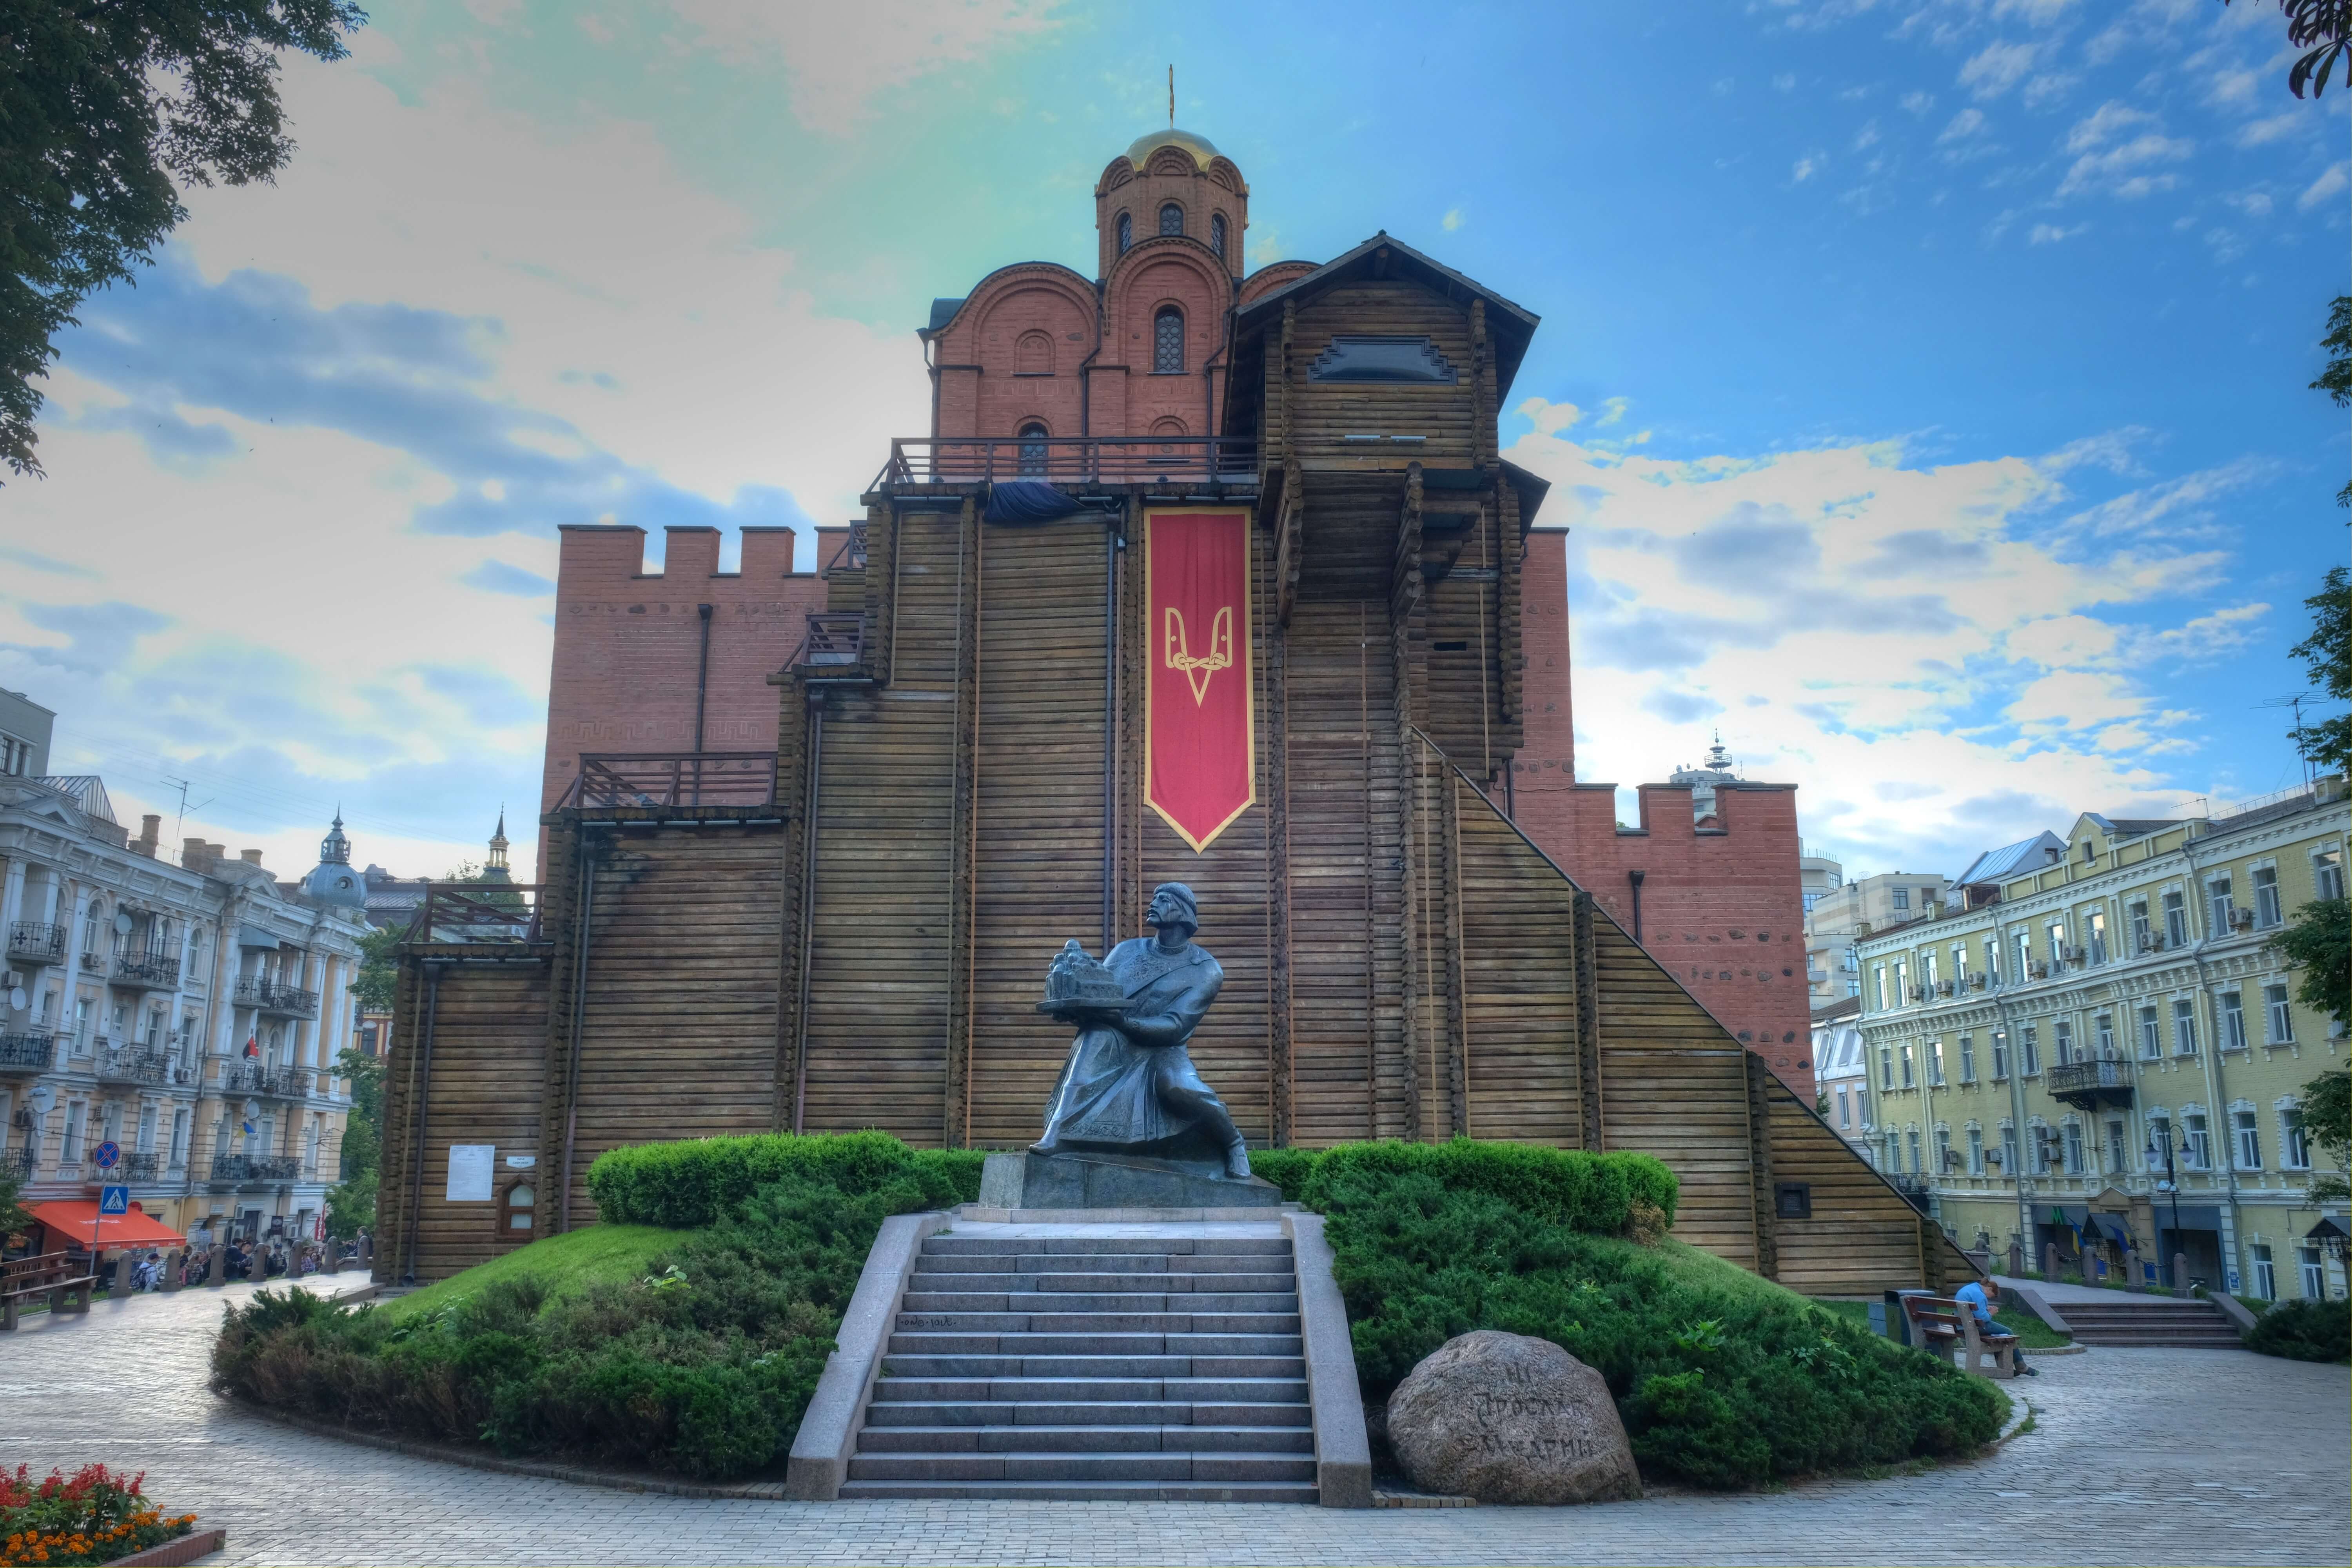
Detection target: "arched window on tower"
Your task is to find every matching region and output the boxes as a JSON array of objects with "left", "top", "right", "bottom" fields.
[
  {"left": 1209, "top": 213, "right": 1226, "bottom": 261},
  {"left": 1116, "top": 212, "right": 1132, "bottom": 254},
  {"left": 1153, "top": 308, "right": 1184, "bottom": 374},
  {"left": 1017, "top": 422, "right": 1048, "bottom": 475},
  {"left": 1160, "top": 203, "right": 1183, "bottom": 237}
]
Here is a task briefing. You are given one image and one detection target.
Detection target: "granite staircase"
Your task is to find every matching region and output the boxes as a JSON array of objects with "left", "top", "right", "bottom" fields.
[
  {"left": 838, "top": 1231, "right": 1318, "bottom": 1501},
  {"left": 2057, "top": 1296, "right": 2245, "bottom": 1349}
]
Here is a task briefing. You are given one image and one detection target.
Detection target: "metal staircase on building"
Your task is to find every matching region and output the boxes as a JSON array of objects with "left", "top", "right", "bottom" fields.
[
  {"left": 838, "top": 1231, "right": 1318, "bottom": 1501},
  {"left": 2059, "top": 1296, "right": 2246, "bottom": 1349}
]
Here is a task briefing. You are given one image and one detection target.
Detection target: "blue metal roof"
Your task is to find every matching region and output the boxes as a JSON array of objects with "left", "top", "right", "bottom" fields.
[{"left": 1953, "top": 830, "right": 2065, "bottom": 886}]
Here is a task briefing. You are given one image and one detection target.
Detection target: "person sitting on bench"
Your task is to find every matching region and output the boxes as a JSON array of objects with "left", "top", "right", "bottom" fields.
[{"left": 1955, "top": 1267, "right": 2036, "bottom": 1376}]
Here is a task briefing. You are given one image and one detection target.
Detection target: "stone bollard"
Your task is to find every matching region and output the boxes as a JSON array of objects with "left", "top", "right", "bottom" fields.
[
  {"left": 2008, "top": 1240, "right": 2024, "bottom": 1278},
  {"left": 359, "top": 1232, "right": 372, "bottom": 1265},
  {"left": 2173, "top": 1252, "right": 2189, "bottom": 1293},
  {"left": 161, "top": 1250, "right": 183, "bottom": 1292},
  {"left": 2044, "top": 1241, "right": 2060, "bottom": 1281},
  {"left": 207, "top": 1245, "right": 226, "bottom": 1286},
  {"left": 111, "top": 1252, "right": 132, "bottom": 1295}
]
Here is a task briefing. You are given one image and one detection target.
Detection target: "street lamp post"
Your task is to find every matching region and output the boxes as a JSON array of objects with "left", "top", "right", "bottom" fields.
[{"left": 2147, "top": 1125, "right": 2184, "bottom": 1290}]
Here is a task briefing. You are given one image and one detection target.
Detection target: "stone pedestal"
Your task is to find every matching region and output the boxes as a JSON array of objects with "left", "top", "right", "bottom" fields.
[{"left": 978, "top": 1150, "right": 1285, "bottom": 1211}]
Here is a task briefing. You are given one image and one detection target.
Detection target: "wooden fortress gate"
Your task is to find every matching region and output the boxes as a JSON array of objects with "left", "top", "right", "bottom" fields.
[{"left": 379, "top": 237, "right": 1968, "bottom": 1295}]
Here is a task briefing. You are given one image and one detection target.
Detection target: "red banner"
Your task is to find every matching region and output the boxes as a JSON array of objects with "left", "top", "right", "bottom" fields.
[{"left": 1145, "top": 508, "right": 1255, "bottom": 852}]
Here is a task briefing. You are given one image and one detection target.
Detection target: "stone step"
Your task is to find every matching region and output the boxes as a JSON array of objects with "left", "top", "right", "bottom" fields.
[
  {"left": 2060, "top": 1305, "right": 2229, "bottom": 1319},
  {"left": 862, "top": 1400, "right": 1313, "bottom": 1429},
  {"left": 2069, "top": 1332, "right": 2245, "bottom": 1347},
  {"left": 835, "top": 1478, "right": 1320, "bottom": 1503},
  {"left": 886, "top": 1331, "right": 1303, "bottom": 1357},
  {"left": 872, "top": 1376, "right": 1311, "bottom": 1405},
  {"left": 857, "top": 1424, "right": 1314, "bottom": 1455},
  {"left": 907, "top": 1271, "right": 1298, "bottom": 1295},
  {"left": 894, "top": 1310, "right": 1303, "bottom": 1335},
  {"left": 922, "top": 1237, "right": 1292, "bottom": 1257},
  {"left": 882, "top": 1354, "right": 1306, "bottom": 1379},
  {"left": 917, "top": 1252, "right": 1286, "bottom": 1275},
  {"left": 901, "top": 1290, "right": 1299, "bottom": 1315},
  {"left": 845, "top": 1450, "right": 1318, "bottom": 1484}
]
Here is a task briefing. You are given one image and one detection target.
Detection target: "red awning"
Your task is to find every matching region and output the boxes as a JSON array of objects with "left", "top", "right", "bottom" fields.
[{"left": 28, "top": 1201, "right": 187, "bottom": 1249}]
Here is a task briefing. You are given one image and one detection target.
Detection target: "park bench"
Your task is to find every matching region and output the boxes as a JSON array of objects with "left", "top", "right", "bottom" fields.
[
  {"left": 1902, "top": 1294, "right": 2018, "bottom": 1379},
  {"left": 1, "top": 1250, "right": 98, "bottom": 1330}
]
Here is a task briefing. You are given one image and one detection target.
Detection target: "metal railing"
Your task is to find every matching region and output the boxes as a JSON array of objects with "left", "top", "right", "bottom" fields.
[
  {"left": 119, "top": 1151, "right": 163, "bottom": 1182},
  {"left": 1886, "top": 1173, "right": 1933, "bottom": 1195},
  {"left": 2049, "top": 1058, "right": 2134, "bottom": 1101},
  {"left": 792, "top": 613, "right": 864, "bottom": 669},
  {"left": 223, "top": 1063, "right": 311, "bottom": 1100},
  {"left": 403, "top": 882, "right": 544, "bottom": 944},
  {"left": 112, "top": 951, "right": 181, "bottom": 989},
  {"left": 6, "top": 922, "right": 65, "bottom": 964},
  {"left": 0, "top": 1032, "right": 53, "bottom": 1073},
  {"left": 233, "top": 978, "right": 319, "bottom": 1017},
  {"left": 563, "top": 753, "right": 777, "bottom": 809},
  {"left": 824, "top": 520, "right": 868, "bottom": 574},
  {"left": 210, "top": 1153, "right": 301, "bottom": 1185},
  {"left": 1, "top": 1145, "right": 33, "bottom": 1178},
  {"left": 94, "top": 1045, "right": 172, "bottom": 1086},
  {"left": 872, "top": 435, "right": 1258, "bottom": 488}
]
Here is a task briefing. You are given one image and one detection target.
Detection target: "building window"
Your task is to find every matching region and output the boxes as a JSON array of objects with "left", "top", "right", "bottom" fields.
[
  {"left": 1882, "top": 1131, "right": 1898, "bottom": 1171},
  {"left": 2234, "top": 1108, "right": 2261, "bottom": 1170},
  {"left": 2138, "top": 1005, "right": 2161, "bottom": 1059},
  {"left": 82, "top": 900, "right": 102, "bottom": 956},
  {"left": 2182, "top": 1112, "right": 2210, "bottom": 1170},
  {"left": 2252, "top": 1243, "right": 2276, "bottom": 1301},
  {"left": 2054, "top": 1018, "right": 2074, "bottom": 1065},
  {"left": 1153, "top": 307, "right": 1185, "bottom": 373},
  {"left": 1873, "top": 967, "right": 1889, "bottom": 1011},
  {"left": 1900, "top": 1044, "right": 1915, "bottom": 1088},
  {"left": 1116, "top": 211, "right": 1132, "bottom": 253},
  {"left": 2032, "top": 1124, "right": 2053, "bottom": 1174},
  {"left": 1906, "top": 1129, "right": 1922, "bottom": 1174},
  {"left": 1878, "top": 1045, "right": 1893, "bottom": 1089},
  {"left": 2045, "top": 918, "right": 2068, "bottom": 965},
  {"left": 2020, "top": 1024, "right": 2040, "bottom": 1076},
  {"left": 63, "top": 1102, "right": 84, "bottom": 1163},
  {"left": 2129, "top": 899, "right": 2152, "bottom": 953},
  {"left": 1982, "top": 938, "right": 2000, "bottom": 985},
  {"left": 2013, "top": 930, "right": 2032, "bottom": 978},
  {"left": 1209, "top": 212, "right": 1226, "bottom": 260},
  {"left": 1017, "top": 421, "right": 1049, "bottom": 475},
  {"left": 2163, "top": 890, "right": 2189, "bottom": 947},
  {"left": 1895, "top": 960, "right": 1909, "bottom": 1003},
  {"left": 1159, "top": 201, "right": 1183, "bottom": 237},
  {"left": 1967, "top": 1126, "right": 1985, "bottom": 1175},
  {"left": 2252, "top": 866, "right": 2283, "bottom": 929},
  {"left": 1991, "top": 1031, "right": 2009, "bottom": 1078},
  {"left": 2316, "top": 848, "right": 2345, "bottom": 903},
  {"left": 2282, "top": 1106, "right": 2311, "bottom": 1169},
  {"left": 2001, "top": 1123, "right": 2020, "bottom": 1176},
  {"left": 2219, "top": 991, "right": 2247, "bottom": 1052},
  {"left": 2172, "top": 998, "right": 2198, "bottom": 1056},
  {"left": 1923, "top": 952, "right": 1939, "bottom": 992},
  {"left": 1927, "top": 1040, "right": 1945, "bottom": 1086},
  {"left": 1958, "top": 1035, "right": 1976, "bottom": 1083},
  {"left": 2206, "top": 875, "right": 2236, "bottom": 934},
  {"left": 2063, "top": 1122, "right": 2084, "bottom": 1175},
  {"left": 1892, "top": 886, "right": 1911, "bottom": 911},
  {"left": 1934, "top": 1126, "right": 1953, "bottom": 1174},
  {"left": 169, "top": 1109, "right": 188, "bottom": 1167},
  {"left": 1836, "top": 1086, "right": 1851, "bottom": 1128},
  {"left": 2264, "top": 984, "right": 2295, "bottom": 1044},
  {"left": 2105, "top": 1118, "right": 2127, "bottom": 1175},
  {"left": 2094, "top": 1013, "right": 2115, "bottom": 1058},
  {"left": 2086, "top": 908, "right": 2108, "bottom": 965},
  {"left": 2301, "top": 1245, "right": 2327, "bottom": 1300}
]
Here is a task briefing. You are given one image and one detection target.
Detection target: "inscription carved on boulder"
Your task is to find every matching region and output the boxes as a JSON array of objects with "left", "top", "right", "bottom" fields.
[{"left": 1387, "top": 1330, "right": 1641, "bottom": 1505}]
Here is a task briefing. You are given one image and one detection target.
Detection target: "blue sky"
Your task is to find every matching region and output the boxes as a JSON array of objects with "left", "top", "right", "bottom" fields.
[{"left": 3, "top": 0, "right": 2344, "bottom": 883}]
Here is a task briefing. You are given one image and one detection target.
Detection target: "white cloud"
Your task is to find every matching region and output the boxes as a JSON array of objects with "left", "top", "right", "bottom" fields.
[
  {"left": 1443, "top": 207, "right": 1465, "bottom": 231},
  {"left": 2028, "top": 221, "right": 2088, "bottom": 243},
  {"left": 1993, "top": 0, "right": 2078, "bottom": 22},
  {"left": 1938, "top": 107, "right": 1988, "bottom": 143},
  {"left": 1774, "top": 72, "right": 1798, "bottom": 91},
  {"left": 1793, "top": 150, "right": 1828, "bottom": 182},
  {"left": 2020, "top": 73, "right": 2078, "bottom": 109},
  {"left": 1855, "top": 119, "right": 1882, "bottom": 150},
  {"left": 2056, "top": 102, "right": 2192, "bottom": 198},
  {"left": 1900, "top": 89, "right": 1936, "bottom": 116},
  {"left": 1960, "top": 40, "right": 2041, "bottom": 99},
  {"left": 2063, "top": 101, "right": 2154, "bottom": 154},
  {"left": 2298, "top": 162, "right": 2349, "bottom": 212},
  {"left": 2235, "top": 110, "right": 2311, "bottom": 147}
]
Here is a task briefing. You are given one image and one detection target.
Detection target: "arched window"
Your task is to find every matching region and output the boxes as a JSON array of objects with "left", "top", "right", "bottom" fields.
[
  {"left": 1153, "top": 308, "right": 1184, "bottom": 374},
  {"left": 1017, "top": 422, "right": 1048, "bottom": 475},
  {"left": 1209, "top": 213, "right": 1226, "bottom": 260},
  {"left": 1160, "top": 202, "right": 1184, "bottom": 237},
  {"left": 1015, "top": 331, "right": 1052, "bottom": 375},
  {"left": 1116, "top": 211, "right": 1132, "bottom": 254}
]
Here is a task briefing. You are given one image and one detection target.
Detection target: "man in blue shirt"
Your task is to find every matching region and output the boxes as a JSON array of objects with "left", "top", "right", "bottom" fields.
[{"left": 1955, "top": 1269, "right": 2038, "bottom": 1375}]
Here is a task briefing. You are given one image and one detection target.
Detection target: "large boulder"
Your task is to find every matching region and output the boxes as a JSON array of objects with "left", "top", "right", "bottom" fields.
[{"left": 1387, "top": 1330, "right": 1641, "bottom": 1505}]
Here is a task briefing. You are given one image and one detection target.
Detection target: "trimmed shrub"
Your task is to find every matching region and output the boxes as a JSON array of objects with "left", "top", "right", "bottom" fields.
[
  {"left": 1247, "top": 1146, "right": 1318, "bottom": 1202},
  {"left": 2246, "top": 1297, "right": 2351, "bottom": 1363},
  {"left": 1312, "top": 1161, "right": 2003, "bottom": 1490},
  {"left": 587, "top": 1130, "right": 959, "bottom": 1229},
  {"left": 1300, "top": 1138, "right": 1678, "bottom": 1235}
]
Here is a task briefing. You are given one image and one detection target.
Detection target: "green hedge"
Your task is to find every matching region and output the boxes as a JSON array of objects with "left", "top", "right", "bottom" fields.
[
  {"left": 2246, "top": 1297, "right": 2350, "bottom": 1363},
  {"left": 587, "top": 1131, "right": 985, "bottom": 1228},
  {"left": 1294, "top": 1139, "right": 1677, "bottom": 1234}
]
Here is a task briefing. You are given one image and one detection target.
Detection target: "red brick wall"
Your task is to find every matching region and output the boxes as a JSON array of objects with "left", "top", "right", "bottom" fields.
[
  {"left": 539, "top": 524, "right": 825, "bottom": 874},
  {"left": 1510, "top": 532, "right": 1815, "bottom": 1098}
]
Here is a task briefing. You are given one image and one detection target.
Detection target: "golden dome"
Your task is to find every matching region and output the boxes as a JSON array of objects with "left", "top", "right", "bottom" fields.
[{"left": 1125, "top": 127, "right": 1221, "bottom": 170}]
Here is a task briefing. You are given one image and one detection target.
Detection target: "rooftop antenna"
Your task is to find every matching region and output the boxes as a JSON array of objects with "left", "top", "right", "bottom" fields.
[
  {"left": 160, "top": 773, "right": 214, "bottom": 853},
  {"left": 1169, "top": 64, "right": 1175, "bottom": 127},
  {"left": 2256, "top": 694, "right": 2315, "bottom": 789}
]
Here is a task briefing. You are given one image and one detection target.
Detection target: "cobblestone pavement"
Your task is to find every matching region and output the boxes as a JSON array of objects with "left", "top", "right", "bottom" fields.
[{"left": 9, "top": 1278, "right": 2347, "bottom": 1566}]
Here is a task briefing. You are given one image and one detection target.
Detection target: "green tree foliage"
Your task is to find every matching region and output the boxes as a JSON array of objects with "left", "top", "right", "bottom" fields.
[
  {"left": 1, "top": 0, "right": 366, "bottom": 477},
  {"left": 2296, "top": 1065, "right": 2351, "bottom": 1205},
  {"left": 2319, "top": 296, "right": 2352, "bottom": 508},
  {"left": 324, "top": 1045, "right": 383, "bottom": 1237},
  {"left": 2288, "top": 566, "right": 2352, "bottom": 771},
  {"left": 0, "top": 1171, "right": 34, "bottom": 1236},
  {"left": 351, "top": 921, "right": 401, "bottom": 1013},
  {"left": 2270, "top": 896, "right": 2351, "bottom": 1030},
  {"left": 2222, "top": 1, "right": 2352, "bottom": 97}
]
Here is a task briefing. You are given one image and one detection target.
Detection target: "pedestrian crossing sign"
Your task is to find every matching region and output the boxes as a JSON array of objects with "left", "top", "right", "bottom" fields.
[{"left": 99, "top": 1185, "right": 129, "bottom": 1214}]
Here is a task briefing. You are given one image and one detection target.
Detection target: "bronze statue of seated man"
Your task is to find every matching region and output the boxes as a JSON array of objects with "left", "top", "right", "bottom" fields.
[{"left": 1032, "top": 881, "right": 1252, "bottom": 1181}]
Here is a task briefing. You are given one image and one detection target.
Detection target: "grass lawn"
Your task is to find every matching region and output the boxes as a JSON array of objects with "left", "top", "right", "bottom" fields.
[{"left": 378, "top": 1223, "right": 684, "bottom": 1319}]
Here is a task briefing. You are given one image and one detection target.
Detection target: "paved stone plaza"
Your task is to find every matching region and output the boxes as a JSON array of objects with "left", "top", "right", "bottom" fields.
[{"left": 8, "top": 1279, "right": 2347, "bottom": 1566}]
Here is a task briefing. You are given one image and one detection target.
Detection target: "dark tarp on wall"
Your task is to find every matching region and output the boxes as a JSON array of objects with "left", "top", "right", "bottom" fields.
[{"left": 984, "top": 481, "right": 1085, "bottom": 525}]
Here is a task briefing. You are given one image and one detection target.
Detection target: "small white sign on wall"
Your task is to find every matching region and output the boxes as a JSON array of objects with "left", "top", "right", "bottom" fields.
[
  {"left": 505, "top": 1154, "right": 536, "bottom": 1169},
  {"left": 446, "top": 1143, "right": 496, "bottom": 1202}
]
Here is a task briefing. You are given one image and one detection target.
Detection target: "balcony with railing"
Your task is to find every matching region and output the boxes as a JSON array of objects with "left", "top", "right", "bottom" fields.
[
  {"left": 871, "top": 434, "right": 1258, "bottom": 490},
  {"left": 111, "top": 950, "right": 181, "bottom": 990},
  {"left": 792, "top": 613, "right": 864, "bottom": 670},
  {"left": 0, "top": 1032, "right": 53, "bottom": 1073},
  {"left": 223, "top": 1063, "right": 312, "bottom": 1100},
  {"left": 94, "top": 1045, "right": 173, "bottom": 1087},
  {"left": 209, "top": 1153, "right": 301, "bottom": 1186},
  {"left": 2, "top": 1145, "right": 34, "bottom": 1179},
  {"left": 6, "top": 922, "right": 65, "bottom": 965},
  {"left": 2049, "top": 1056, "right": 2135, "bottom": 1109},
  {"left": 233, "top": 978, "right": 319, "bottom": 1018},
  {"left": 118, "top": 1150, "right": 163, "bottom": 1182},
  {"left": 563, "top": 751, "right": 777, "bottom": 810}
]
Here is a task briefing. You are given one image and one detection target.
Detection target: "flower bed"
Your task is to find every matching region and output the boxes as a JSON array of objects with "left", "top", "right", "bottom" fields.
[{"left": 1, "top": 1465, "right": 196, "bottom": 1568}]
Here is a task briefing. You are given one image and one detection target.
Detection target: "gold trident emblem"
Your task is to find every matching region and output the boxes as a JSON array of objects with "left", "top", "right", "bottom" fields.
[{"left": 1163, "top": 605, "right": 1234, "bottom": 705}]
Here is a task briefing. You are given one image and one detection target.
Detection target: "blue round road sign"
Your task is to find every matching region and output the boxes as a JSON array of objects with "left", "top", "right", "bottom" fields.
[{"left": 92, "top": 1140, "right": 121, "bottom": 1170}]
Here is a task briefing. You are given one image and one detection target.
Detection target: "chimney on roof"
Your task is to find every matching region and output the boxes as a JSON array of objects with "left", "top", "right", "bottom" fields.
[
  {"left": 182, "top": 838, "right": 212, "bottom": 873},
  {"left": 239, "top": 848, "right": 265, "bottom": 866},
  {"left": 131, "top": 814, "right": 160, "bottom": 857}
]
